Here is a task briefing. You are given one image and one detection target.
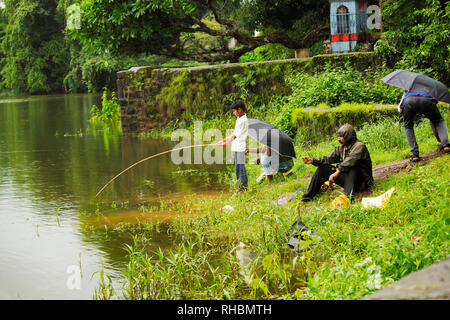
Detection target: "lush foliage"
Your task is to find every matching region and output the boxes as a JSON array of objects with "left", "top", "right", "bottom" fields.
[
  {"left": 285, "top": 67, "right": 401, "bottom": 109},
  {"left": 264, "top": 65, "right": 403, "bottom": 135},
  {"left": 90, "top": 88, "right": 121, "bottom": 125},
  {"left": 375, "top": 0, "right": 450, "bottom": 85},
  {"left": 1, "top": 0, "right": 70, "bottom": 94},
  {"left": 239, "top": 44, "right": 295, "bottom": 63},
  {"left": 0, "top": 0, "right": 197, "bottom": 94},
  {"left": 72, "top": 0, "right": 330, "bottom": 63},
  {"left": 253, "top": 65, "right": 402, "bottom": 136},
  {"left": 1, "top": 0, "right": 447, "bottom": 95}
]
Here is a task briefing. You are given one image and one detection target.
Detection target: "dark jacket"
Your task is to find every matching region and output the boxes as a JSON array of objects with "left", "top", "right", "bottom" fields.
[{"left": 312, "top": 124, "right": 373, "bottom": 186}]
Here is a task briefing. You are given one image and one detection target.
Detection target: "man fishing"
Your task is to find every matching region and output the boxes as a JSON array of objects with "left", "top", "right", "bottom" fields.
[
  {"left": 216, "top": 99, "right": 248, "bottom": 191},
  {"left": 300, "top": 124, "right": 373, "bottom": 203}
]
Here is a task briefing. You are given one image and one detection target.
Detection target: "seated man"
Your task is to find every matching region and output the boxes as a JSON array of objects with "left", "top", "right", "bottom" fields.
[
  {"left": 246, "top": 145, "right": 294, "bottom": 183},
  {"left": 300, "top": 124, "right": 373, "bottom": 202}
]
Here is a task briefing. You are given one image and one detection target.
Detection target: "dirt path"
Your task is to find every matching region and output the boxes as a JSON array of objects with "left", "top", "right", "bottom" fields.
[
  {"left": 352, "top": 147, "right": 446, "bottom": 198},
  {"left": 372, "top": 148, "right": 444, "bottom": 180}
]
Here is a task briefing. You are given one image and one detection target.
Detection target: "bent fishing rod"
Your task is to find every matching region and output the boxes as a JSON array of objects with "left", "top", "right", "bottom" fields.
[{"left": 95, "top": 143, "right": 214, "bottom": 198}]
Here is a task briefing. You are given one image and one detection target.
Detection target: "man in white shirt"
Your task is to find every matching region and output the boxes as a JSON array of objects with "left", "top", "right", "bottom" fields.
[{"left": 216, "top": 100, "right": 248, "bottom": 191}]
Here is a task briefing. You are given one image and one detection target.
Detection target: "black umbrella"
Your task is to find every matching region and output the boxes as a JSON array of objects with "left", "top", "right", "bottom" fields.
[
  {"left": 381, "top": 70, "right": 450, "bottom": 104},
  {"left": 247, "top": 118, "right": 296, "bottom": 158}
]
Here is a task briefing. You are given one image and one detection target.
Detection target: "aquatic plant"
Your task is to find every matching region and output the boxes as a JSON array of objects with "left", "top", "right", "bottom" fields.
[{"left": 90, "top": 88, "right": 121, "bottom": 125}]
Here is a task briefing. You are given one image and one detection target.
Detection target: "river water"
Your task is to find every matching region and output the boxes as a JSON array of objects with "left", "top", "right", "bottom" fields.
[{"left": 0, "top": 94, "right": 228, "bottom": 299}]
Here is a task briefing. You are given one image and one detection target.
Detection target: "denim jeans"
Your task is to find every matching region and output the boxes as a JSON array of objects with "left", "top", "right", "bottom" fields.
[
  {"left": 234, "top": 152, "right": 248, "bottom": 189},
  {"left": 401, "top": 96, "right": 450, "bottom": 157},
  {"left": 261, "top": 155, "right": 292, "bottom": 175}
]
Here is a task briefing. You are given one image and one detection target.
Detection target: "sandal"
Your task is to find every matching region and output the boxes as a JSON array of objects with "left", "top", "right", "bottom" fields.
[
  {"left": 410, "top": 156, "right": 420, "bottom": 162},
  {"left": 443, "top": 146, "right": 450, "bottom": 154}
]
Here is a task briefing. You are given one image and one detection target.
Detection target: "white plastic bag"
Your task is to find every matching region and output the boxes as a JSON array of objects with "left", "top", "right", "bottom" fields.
[
  {"left": 361, "top": 187, "right": 396, "bottom": 209},
  {"left": 222, "top": 205, "right": 234, "bottom": 212}
]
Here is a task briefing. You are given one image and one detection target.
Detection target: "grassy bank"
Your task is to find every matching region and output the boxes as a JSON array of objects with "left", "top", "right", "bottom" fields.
[{"left": 93, "top": 116, "right": 449, "bottom": 300}]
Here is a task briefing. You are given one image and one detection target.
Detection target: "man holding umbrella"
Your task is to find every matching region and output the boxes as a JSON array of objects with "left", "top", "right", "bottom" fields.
[
  {"left": 245, "top": 118, "right": 296, "bottom": 183},
  {"left": 382, "top": 70, "right": 450, "bottom": 161},
  {"left": 246, "top": 145, "right": 294, "bottom": 183}
]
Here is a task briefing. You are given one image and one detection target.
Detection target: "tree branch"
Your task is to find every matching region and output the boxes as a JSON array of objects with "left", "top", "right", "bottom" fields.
[{"left": 200, "top": 0, "right": 236, "bottom": 30}]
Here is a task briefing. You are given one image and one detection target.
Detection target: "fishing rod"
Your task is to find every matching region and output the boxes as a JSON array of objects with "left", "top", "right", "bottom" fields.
[{"left": 95, "top": 143, "right": 213, "bottom": 198}]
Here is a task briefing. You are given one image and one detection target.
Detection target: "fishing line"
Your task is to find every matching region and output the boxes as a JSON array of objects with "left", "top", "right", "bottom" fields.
[
  {"left": 143, "top": 173, "right": 223, "bottom": 199},
  {"left": 96, "top": 143, "right": 213, "bottom": 198},
  {"left": 0, "top": 150, "right": 56, "bottom": 154},
  {"left": 139, "top": 182, "right": 227, "bottom": 206}
]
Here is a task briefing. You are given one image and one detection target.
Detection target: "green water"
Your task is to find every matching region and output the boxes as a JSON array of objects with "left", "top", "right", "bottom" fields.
[{"left": 0, "top": 94, "right": 228, "bottom": 299}]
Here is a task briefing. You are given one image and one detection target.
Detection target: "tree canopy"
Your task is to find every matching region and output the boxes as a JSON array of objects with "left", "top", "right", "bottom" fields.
[
  {"left": 375, "top": 0, "right": 450, "bottom": 84},
  {"left": 73, "top": 0, "right": 330, "bottom": 63},
  {"left": 1, "top": 0, "right": 70, "bottom": 93},
  {"left": 0, "top": 0, "right": 448, "bottom": 94}
]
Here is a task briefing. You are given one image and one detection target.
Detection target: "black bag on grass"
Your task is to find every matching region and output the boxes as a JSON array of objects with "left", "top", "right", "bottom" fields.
[{"left": 287, "top": 219, "right": 322, "bottom": 251}]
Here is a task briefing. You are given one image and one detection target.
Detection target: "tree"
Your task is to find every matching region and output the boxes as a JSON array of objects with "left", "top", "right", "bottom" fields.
[
  {"left": 0, "top": 3, "right": 7, "bottom": 90},
  {"left": 375, "top": 0, "right": 450, "bottom": 85},
  {"left": 73, "top": 0, "right": 330, "bottom": 63},
  {"left": 1, "top": 0, "right": 70, "bottom": 94}
]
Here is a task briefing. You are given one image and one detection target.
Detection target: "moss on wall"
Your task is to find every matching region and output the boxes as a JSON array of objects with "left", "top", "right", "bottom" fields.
[
  {"left": 117, "top": 52, "right": 381, "bottom": 133},
  {"left": 292, "top": 104, "right": 400, "bottom": 144}
]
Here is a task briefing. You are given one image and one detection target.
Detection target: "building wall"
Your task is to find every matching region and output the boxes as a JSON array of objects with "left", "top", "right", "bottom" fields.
[{"left": 329, "top": 0, "right": 369, "bottom": 53}]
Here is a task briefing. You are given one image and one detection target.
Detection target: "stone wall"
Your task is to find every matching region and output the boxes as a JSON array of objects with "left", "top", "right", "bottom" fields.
[{"left": 117, "top": 52, "right": 380, "bottom": 134}]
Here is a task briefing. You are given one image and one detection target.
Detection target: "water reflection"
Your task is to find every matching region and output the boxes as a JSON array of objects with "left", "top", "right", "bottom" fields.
[{"left": 0, "top": 94, "right": 228, "bottom": 299}]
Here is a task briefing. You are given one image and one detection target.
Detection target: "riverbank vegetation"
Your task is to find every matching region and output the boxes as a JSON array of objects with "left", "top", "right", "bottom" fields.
[
  {"left": 91, "top": 118, "right": 449, "bottom": 299},
  {"left": 90, "top": 95, "right": 448, "bottom": 299},
  {"left": 89, "top": 88, "right": 121, "bottom": 127}
]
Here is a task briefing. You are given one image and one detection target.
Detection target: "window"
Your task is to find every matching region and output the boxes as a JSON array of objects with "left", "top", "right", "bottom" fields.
[
  {"left": 336, "top": 5, "right": 349, "bottom": 34},
  {"left": 358, "top": 1, "right": 365, "bottom": 12}
]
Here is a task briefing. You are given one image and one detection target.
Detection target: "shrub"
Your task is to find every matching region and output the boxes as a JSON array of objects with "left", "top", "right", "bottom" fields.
[
  {"left": 239, "top": 44, "right": 295, "bottom": 63},
  {"left": 90, "top": 88, "right": 121, "bottom": 125},
  {"left": 291, "top": 104, "right": 400, "bottom": 145},
  {"left": 285, "top": 68, "right": 401, "bottom": 109}
]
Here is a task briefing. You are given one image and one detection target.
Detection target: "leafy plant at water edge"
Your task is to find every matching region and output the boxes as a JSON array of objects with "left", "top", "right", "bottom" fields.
[
  {"left": 92, "top": 260, "right": 116, "bottom": 300},
  {"left": 90, "top": 88, "right": 121, "bottom": 125}
]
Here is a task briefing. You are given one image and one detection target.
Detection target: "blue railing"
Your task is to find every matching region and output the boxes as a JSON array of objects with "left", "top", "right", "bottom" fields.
[{"left": 331, "top": 13, "right": 367, "bottom": 35}]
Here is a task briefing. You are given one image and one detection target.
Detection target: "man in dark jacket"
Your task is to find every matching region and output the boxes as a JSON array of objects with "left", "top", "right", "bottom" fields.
[{"left": 300, "top": 124, "right": 373, "bottom": 202}]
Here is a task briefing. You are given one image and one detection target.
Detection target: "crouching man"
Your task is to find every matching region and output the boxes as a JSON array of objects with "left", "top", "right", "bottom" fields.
[{"left": 300, "top": 124, "right": 373, "bottom": 203}]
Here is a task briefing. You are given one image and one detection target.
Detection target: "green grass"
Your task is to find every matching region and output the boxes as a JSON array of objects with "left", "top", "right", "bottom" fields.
[{"left": 93, "top": 115, "right": 449, "bottom": 299}]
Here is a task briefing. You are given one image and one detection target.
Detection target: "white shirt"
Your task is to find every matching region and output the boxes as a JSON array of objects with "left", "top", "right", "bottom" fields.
[{"left": 231, "top": 114, "right": 248, "bottom": 152}]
